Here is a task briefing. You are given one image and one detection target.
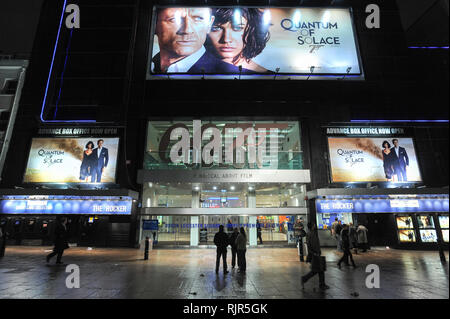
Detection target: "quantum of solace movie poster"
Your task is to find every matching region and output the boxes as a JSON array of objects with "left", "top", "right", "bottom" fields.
[
  {"left": 328, "top": 137, "right": 422, "bottom": 183},
  {"left": 23, "top": 138, "right": 119, "bottom": 183},
  {"left": 148, "top": 7, "right": 362, "bottom": 77}
]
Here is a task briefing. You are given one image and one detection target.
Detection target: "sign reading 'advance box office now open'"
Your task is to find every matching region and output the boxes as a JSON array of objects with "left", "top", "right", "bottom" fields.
[{"left": 148, "top": 7, "right": 363, "bottom": 79}]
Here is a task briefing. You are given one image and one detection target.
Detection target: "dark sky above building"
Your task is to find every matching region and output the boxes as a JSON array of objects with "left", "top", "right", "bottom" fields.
[{"left": 0, "top": 0, "right": 448, "bottom": 57}]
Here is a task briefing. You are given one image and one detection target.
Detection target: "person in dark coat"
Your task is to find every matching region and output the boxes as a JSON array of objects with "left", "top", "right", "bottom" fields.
[
  {"left": 229, "top": 228, "right": 239, "bottom": 269},
  {"left": 337, "top": 224, "right": 356, "bottom": 268},
  {"left": 301, "top": 223, "right": 329, "bottom": 290},
  {"left": 0, "top": 225, "right": 6, "bottom": 258},
  {"left": 214, "top": 225, "right": 229, "bottom": 274},
  {"left": 256, "top": 221, "right": 263, "bottom": 244},
  {"left": 348, "top": 222, "right": 358, "bottom": 255},
  {"left": 46, "top": 218, "right": 69, "bottom": 264},
  {"left": 236, "top": 227, "right": 247, "bottom": 273}
]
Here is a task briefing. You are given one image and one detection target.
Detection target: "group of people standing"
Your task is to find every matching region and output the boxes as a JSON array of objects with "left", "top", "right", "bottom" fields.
[{"left": 214, "top": 225, "right": 247, "bottom": 274}]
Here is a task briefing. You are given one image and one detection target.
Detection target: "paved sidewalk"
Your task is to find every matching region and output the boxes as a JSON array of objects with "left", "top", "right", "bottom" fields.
[{"left": 0, "top": 246, "right": 448, "bottom": 299}]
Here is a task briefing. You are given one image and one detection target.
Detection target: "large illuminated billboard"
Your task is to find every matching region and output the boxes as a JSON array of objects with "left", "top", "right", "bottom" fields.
[
  {"left": 23, "top": 138, "right": 119, "bottom": 183},
  {"left": 327, "top": 137, "right": 422, "bottom": 183},
  {"left": 147, "top": 7, "right": 363, "bottom": 79}
]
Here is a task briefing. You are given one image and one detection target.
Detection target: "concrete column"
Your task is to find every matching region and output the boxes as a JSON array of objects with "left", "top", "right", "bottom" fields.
[
  {"left": 140, "top": 184, "right": 157, "bottom": 243},
  {"left": 190, "top": 216, "right": 199, "bottom": 246},
  {"left": 143, "top": 184, "right": 157, "bottom": 207},
  {"left": 247, "top": 190, "right": 257, "bottom": 246},
  {"left": 190, "top": 190, "right": 200, "bottom": 246}
]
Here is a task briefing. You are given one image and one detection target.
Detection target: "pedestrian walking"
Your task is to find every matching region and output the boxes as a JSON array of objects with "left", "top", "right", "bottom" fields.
[
  {"left": 301, "top": 223, "right": 329, "bottom": 290},
  {"left": 331, "top": 218, "right": 340, "bottom": 251},
  {"left": 0, "top": 226, "right": 5, "bottom": 258},
  {"left": 349, "top": 222, "right": 358, "bottom": 254},
  {"left": 46, "top": 217, "right": 69, "bottom": 264},
  {"left": 214, "top": 225, "right": 229, "bottom": 274},
  {"left": 337, "top": 224, "right": 356, "bottom": 269},
  {"left": 357, "top": 224, "right": 369, "bottom": 252},
  {"left": 229, "top": 228, "right": 239, "bottom": 269},
  {"left": 256, "top": 221, "right": 263, "bottom": 244},
  {"left": 236, "top": 227, "right": 247, "bottom": 273},
  {"left": 335, "top": 220, "right": 343, "bottom": 251}
]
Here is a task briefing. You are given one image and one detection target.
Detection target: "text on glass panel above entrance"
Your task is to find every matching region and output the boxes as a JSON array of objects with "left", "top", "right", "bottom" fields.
[{"left": 145, "top": 120, "right": 302, "bottom": 170}]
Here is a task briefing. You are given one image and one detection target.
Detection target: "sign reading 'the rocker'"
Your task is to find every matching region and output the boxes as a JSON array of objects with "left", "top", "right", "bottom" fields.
[{"left": 158, "top": 120, "right": 287, "bottom": 168}]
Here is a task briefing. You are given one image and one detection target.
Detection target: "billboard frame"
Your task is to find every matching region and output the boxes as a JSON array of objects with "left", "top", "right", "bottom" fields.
[
  {"left": 146, "top": 5, "right": 365, "bottom": 80},
  {"left": 21, "top": 136, "right": 121, "bottom": 187},
  {"left": 326, "top": 135, "right": 424, "bottom": 184}
]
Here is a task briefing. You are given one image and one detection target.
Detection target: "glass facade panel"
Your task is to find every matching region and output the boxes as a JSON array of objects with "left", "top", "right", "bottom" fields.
[
  {"left": 316, "top": 212, "right": 353, "bottom": 230},
  {"left": 144, "top": 120, "right": 302, "bottom": 170}
]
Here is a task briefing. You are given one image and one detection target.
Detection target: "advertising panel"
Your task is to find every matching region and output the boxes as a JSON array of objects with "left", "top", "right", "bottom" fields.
[
  {"left": 419, "top": 229, "right": 438, "bottom": 243},
  {"left": 23, "top": 138, "right": 119, "bottom": 183},
  {"left": 316, "top": 198, "right": 449, "bottom": 214},
  {"left": 327, "top": 137, "right": 422, "bottom": 182},
  {"left": 439, "top": 215, "right": 449, "bottom": 228},
  {"left": 398, "top": 230, "right": 416, "bottom": 242},
  {"left": 417, "top": 215, "right": 434, "bottom": 228},
  {"left": 442, "top": 230, "right": 449, "bottom": 243},
  {"left": 0, "top": 196, "right": 132, "bottom": 215},
  {"left": 396, "top": 216, "right": 414, "bottom": 229},
  {"left": 148, "top": 7, "right": 362, "bottom": 79}
]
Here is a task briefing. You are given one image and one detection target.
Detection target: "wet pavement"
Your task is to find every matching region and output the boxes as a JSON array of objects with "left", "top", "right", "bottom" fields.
[{"left": 0, "top": 246, "right": 448, "bottom": 299}]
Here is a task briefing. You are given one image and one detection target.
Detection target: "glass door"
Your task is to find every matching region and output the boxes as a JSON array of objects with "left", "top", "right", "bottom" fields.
[
  {"left": 198, "top": 215, "right": 249, "bottom": 245},
  {"left": 152, "top": 215, "right": 191, "bottom": 245}
]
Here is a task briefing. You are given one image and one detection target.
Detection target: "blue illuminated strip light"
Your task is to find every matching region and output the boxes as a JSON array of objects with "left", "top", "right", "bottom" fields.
[
  {"left": 0, "top": 196, "right": 132, "bottom": 215},
  {"left": 351, "top": 120, "right": 449, "bottom": 123},
  {"left": 316, "top": 197, "right": 449, "bottom": 214},
  {"left": 40, "top": 0, "right": 96, "bottom": 123},
  {"left": 408, "top": 46, "right": 449, "bottom": 50}
]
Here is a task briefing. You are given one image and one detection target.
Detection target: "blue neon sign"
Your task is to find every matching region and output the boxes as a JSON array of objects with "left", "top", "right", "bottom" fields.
[
  {"left": 0, "top": 197, "right": 132, "bottom": 215},
  {"left": 316, "top": 198, "right": 449, "bottom": 214}
]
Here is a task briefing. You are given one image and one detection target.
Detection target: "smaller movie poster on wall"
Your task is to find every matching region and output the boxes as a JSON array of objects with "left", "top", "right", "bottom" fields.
[
  {"left": 442, "top": 230, "right": 449, "bottom": 243},
  {"left": 398, "top": 230, "right": 416, "bottom": 242},
  {"left": 419, "top": 229, "right": 438, "bottom": 243},
  {"left": 23, "top": 138, "right": 119, "bottom": 183},
  {"left": 396, "top": 216, "right": 414, "bottom": 229}
]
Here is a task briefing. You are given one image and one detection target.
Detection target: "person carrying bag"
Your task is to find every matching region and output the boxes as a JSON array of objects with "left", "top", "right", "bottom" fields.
[{"left": 301, "top": 223, "right": 329, "bottom": 290}]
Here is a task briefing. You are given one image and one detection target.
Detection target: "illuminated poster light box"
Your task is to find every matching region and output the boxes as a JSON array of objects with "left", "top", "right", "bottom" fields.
[
  {"left": 147, "top": 7, "right": 363, "bottom": 80},
  {"left": 398, "top": 230, "right": 416, "bottom": 242},
  {"left": 316, "top": 198, "right": 449, "bottom": 214},
  {"left": 0, "top": 198, "right": 132, "bottom": 215},
  {"left": 327, "top": 137, "right": 422, "bottom": 183},
  {"left": 23, "top": 137, "right": 119, "bottom": 184}
]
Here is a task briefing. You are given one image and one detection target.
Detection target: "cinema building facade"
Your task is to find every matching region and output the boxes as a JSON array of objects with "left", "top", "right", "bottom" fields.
[
  {"left": 137, "top": 119, "right": 310, "bottom": 246},
  {"left": 0, "top": 1, "right": 448, "bottom": 250}
]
